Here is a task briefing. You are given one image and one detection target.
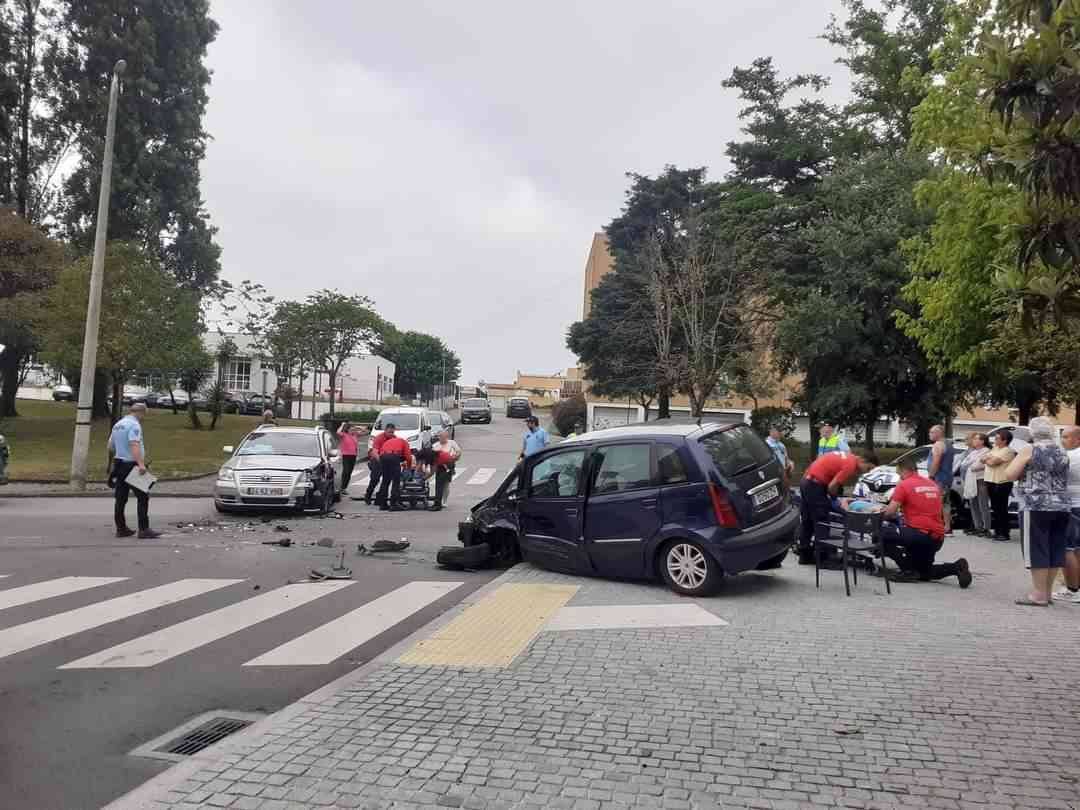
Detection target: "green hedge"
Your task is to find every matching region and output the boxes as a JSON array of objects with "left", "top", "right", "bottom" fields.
[{"left": 319, "top": 410, "right": 380, "bottom": 432}]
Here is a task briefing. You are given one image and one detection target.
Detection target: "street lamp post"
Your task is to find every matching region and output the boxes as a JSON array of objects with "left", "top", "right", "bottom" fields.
[{"left": 70, "top": 59, "right": 126, "bottom": 490}]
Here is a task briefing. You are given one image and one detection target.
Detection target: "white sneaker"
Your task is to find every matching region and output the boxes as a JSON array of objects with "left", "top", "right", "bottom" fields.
[{"left": 1052, "top": 587, "right": 1079, "bottom": 602}]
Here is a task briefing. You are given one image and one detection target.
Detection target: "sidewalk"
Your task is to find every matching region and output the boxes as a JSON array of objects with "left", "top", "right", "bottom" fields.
[{"left": 112, "top": 533, "right": 1080, "bottom": 810}]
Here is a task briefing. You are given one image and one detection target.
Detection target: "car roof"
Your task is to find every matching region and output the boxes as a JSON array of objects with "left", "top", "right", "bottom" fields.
[
  {"left": 249, "top": 426, "right": 322, "bottom": 435},
  {"left": 560, "top": 421, "right": 731, "bottom": 444},
  {"left": 377, "top": 406, "right": 426, "bottom": 413}
]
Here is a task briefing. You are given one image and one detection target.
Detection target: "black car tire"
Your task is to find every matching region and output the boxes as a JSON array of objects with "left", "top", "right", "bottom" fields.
[
  {"left": 658, "top": 539, "right": 721, "bottom": 596},
  {"left": 755, "top": 549, "right": 788, "bottom": 570},
  {"left": 437, "top": 542, "right": 492, "bottom": 569}
]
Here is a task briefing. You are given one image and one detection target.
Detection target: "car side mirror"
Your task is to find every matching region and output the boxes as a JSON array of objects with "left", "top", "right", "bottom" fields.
[
  {"left": 506, "top": 490, "right": 519, "bottom": 502},
  {"left": 223, "top": 445, "right": 234, "bottom": 454}
]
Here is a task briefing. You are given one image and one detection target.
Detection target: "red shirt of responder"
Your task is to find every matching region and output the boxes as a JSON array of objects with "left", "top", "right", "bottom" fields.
[
  {"left": 804, "top": 452, "right": 860, "bottom": 493},
  {"left": 377, "top": 435, "right": 412, "bottom": 467},
  {"left": 889, "top": 473, "right": 945, "bottom": 541},
  {"left": 370, "top": 431, "right": 391, "bottom": 461}
]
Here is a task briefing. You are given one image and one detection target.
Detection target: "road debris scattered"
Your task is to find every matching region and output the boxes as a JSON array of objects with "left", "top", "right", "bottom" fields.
[
  {"left": 310, "top": 549, "right": 352, "bottom": 580},
  {"left": 274, "top": 524, "right": 290, "bottom": 532},
  {"left": 358, "top": 539, "right": 411, "bottom": 555},
  {"left": 262, "top": 538, "right": 292, "bottom": 547},
  {"left": 316, "top": 537, "right": 335, "bottom": 548}
]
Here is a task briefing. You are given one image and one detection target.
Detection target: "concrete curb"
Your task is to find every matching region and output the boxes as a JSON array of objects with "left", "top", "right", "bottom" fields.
[
  {"left": 103, "top": 563, "right": 523, "bottom": 810},
  {"left": 0, "top": 490, "right": 210, "bottom": 499}
]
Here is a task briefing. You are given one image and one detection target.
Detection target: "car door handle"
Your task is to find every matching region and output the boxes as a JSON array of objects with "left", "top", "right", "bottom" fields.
[
  {"left": 564, "top": 508, "right": 578, "bottom": 516},
  {"left": 641, "top": 499, "right": 657, "bottom": 509}
]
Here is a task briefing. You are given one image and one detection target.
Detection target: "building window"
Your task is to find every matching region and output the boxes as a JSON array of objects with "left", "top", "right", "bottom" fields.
[{"left": 224, "top": 357, "right": 251, "bottom": 391}]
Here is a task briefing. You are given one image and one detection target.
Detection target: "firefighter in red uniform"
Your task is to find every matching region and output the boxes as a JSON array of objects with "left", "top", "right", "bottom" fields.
[{"left": 797, "top": 450, "right": 879, "bottom": 564}]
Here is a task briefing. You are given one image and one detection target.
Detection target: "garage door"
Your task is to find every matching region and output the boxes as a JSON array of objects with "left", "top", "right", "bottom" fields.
[{"left": 592, "top": 405, "right": 638, "bottom": 430}]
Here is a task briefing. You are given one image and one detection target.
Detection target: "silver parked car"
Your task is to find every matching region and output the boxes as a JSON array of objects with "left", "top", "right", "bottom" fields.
[{"left": 214, "top": 426, "right": 343, "bottom": 514}]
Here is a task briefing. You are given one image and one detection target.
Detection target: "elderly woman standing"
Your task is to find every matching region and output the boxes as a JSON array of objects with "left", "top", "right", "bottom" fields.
[
  {"left": 983, "top": 430, "right": 1017, "bottom": 541},
  {"left": 1006, "top": 417, "right": 1071, "bottom": 606},
  {"left": 961, "top": 433, "right": 992, "bottom": 536}
]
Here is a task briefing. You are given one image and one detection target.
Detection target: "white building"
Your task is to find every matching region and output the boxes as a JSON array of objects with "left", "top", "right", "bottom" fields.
[{"left": 204, "top": 332, "right": 395, "bottom": 404}]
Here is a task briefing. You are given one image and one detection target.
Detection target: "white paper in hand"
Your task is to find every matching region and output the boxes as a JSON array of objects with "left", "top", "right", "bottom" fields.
[{"left": 124, "top": 467, "right": 157, "bottom": 494}]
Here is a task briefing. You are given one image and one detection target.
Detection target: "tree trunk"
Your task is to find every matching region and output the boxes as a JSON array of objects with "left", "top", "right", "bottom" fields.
[
  {"left": 0, "top": 349, "right": 21, "bottom": 418},
  {"left": 327, "top": 369, "right": 337, "bottom": 418},
  {"left": 92, "top": 370, "right": 110, "bottom": 419},
  {"left": 187, "top": 397, "right": 201, "bottom": 429},
  {"left": 863, "top": 418, "right": 877, "bottom": 454},
  {"left": 809, "top": 410, "right": 820, "bottom": 461},
  {"left": 657, "top": 385, "right": 671, "bottom": 419},
  {"left": 1017, "top": 394, "right": 1038, "bottom": 426},
  {"left": 16, "top": 4, "right": 34, "bottom": 219},
  {"left": 110, "top": 377, "right": 122, "bottom": 425}
]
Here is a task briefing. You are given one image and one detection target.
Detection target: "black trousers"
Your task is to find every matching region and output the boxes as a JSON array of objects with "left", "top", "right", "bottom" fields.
[
  {"left": 377, "top": 454, "right": 403, "bottom": 506},
  {"left": 112, "top": 460, "right": 149, "bottom": 531},
  {"left": 340, "top": 455, "right": 356, "bottom": 490},
  {"left": 987, "top": 481, "right": 1013, "bottom": 538},
  {"left": 882, "top": 524, "right": 958, "bottom": 580},
  {"left": 364, "top": 458, "right": 382, "bottom": 501},
  {"left": 799, "top": 478, "right": 832, "bottom": 551},
  {"left": 434, "top": 464, "right": 454, "bottom": 506}
]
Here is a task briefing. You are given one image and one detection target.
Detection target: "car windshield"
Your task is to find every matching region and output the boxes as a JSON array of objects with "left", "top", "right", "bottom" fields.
[
  {"left": 374, "top": 412, "right": 420, "bottom": 430},
  {"left": 699, "top": 425, "right": 774, "bottom": 477},
  {"left": 464, "top": 399, "right": 487, "bottom": 408},
  {"left": 430, "top": 413, "right": 445, "bottom": 427},
  {"left": 237, "top": 432, "right": 320, "bottom": 457}
]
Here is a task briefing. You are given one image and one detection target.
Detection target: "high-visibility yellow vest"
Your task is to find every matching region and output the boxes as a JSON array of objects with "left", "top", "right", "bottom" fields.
[{"left": 818, "top": 434, "right": 844, "bottom": 455}]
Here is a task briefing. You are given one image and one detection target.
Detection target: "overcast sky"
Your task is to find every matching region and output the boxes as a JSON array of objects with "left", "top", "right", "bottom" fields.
[{"left": 202, "top": 1, "right": 850, "bottom": 385}]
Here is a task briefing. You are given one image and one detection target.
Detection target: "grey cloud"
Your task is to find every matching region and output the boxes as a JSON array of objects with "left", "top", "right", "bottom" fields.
[{"left": 203, "top": 0, "right": 850, "bottom": 383}]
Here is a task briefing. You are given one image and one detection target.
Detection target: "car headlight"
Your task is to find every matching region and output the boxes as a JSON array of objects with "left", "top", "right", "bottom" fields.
[
  {"left": 217, "top": 466, "right": 233, "bottom": 482},
  {"left": 302, "top": 469, "right": 313, "bottom": 482}
]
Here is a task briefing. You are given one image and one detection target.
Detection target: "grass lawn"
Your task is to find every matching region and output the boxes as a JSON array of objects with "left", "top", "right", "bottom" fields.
[{"left": 0, "top": 399, "right": 313, "bottom": 482}]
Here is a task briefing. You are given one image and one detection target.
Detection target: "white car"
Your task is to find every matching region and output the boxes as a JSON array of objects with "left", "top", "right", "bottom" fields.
[{"left": 368, "top": 407, "right": 433, "bottom": 453}]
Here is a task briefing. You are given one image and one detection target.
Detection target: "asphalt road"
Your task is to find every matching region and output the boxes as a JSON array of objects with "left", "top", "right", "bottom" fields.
[{"left": 0, "top": 413, "right": 531, "bottom": 810}]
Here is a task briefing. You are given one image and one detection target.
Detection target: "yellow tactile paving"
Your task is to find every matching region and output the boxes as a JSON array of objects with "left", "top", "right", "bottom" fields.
[{"left": 397, "top": 583, "right": 579, "bottom": 668}]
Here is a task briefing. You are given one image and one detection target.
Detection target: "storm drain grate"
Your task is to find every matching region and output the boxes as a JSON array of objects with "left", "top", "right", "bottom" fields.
[{"left": 155, "top": 716, "right": 252, "bottom": 756}]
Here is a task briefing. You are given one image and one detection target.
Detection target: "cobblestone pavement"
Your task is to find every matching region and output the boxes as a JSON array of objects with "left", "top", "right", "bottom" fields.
[{"left": 117, "top": 532, "right": 1080, "bottom": 810}]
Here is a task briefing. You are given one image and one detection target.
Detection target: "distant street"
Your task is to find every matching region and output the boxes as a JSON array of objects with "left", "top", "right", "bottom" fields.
[{"left": 0, "top": 413, "right": 531, "bottom": 810}]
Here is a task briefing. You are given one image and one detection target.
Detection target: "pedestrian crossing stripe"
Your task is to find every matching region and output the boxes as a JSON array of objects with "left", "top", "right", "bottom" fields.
[
  {"left": 0, "top": 579, "right": 242, "bottom": 661},
  {"left": 244, "top": 581, "right": 463, "bottom": 666},
  {"left": 466, "top": 468, "right": 495, "bottom": 486},
  {"left": 60, "top": 581, "right": 353, "bottom": 669},
  {"left": 452, "top": 466, "right": 467, "bottom": 481},
  {"left": 0, "top": 577, "right": 128, "bottom": 611}
]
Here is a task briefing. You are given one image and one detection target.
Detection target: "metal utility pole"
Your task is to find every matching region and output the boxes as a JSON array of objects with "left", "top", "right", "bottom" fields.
[{"left": 70, "top": 60, "right": 126, "bottom": 490}]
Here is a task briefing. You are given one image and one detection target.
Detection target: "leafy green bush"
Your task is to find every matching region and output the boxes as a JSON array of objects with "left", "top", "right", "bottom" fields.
[
  {"left": 551, "top": 394, "right": 586, "bottom": 437},
  {"left": 751, "top": 406, "right": 795, "bottom": 437},
  {"left": 320, "top": 409, "right": 380, "bottom": 432}
]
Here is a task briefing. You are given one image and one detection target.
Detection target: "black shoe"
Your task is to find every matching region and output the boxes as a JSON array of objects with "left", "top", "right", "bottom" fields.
[
  {"left": 796, "top": 548, "right": 815, "bottom": 565},
  {"left": 138, "top": 529, "right": 162, "bottom": 539},
  {"left": 429, "top": 505, "right": 443, "bottom": 512},
  {"left": 957, "top": 558, "right": 972, "bottom": 589},
  {"left": 379, "top": 505, "right": 389, "bottom": 511},
  {"left": 994, "top": 534, "right": 1011, "bottom": 542},
  {"left": 116, "top": 527, "right": 135, "bottom": 538},
  {"left": 389, "top": 505, "right": 406, "bottom": 512}
]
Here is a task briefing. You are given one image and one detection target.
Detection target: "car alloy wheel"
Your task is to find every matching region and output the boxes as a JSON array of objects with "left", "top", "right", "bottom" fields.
[{"left": 661, "top": 540, "right": 719, "bottom": 596}]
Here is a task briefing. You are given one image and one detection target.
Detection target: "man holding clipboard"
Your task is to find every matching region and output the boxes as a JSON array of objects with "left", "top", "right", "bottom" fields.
[{"left": 109, "top": 402, "right": 161, "bottom": 539}]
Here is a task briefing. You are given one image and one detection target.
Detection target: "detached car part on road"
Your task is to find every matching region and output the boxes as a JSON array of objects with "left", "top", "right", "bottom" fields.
[
  {"left": 449, "top": 422, "right": 798, "bottom": 595},
  {"left": 214, "top": 426, "right": 343, "bottom": 514}
]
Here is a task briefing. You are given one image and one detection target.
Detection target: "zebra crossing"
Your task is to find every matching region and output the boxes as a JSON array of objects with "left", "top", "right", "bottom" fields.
[
  {"left": 0, "top": 574, "right": 465, "bottom": 670},
  {"left": 346, "top": 466, "right": 501, "bottom": 495}
]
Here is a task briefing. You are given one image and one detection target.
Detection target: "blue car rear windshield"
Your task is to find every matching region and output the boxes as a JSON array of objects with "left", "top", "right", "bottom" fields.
[{"left": 699, "top": 426, "right": 774, "bottom": 477}]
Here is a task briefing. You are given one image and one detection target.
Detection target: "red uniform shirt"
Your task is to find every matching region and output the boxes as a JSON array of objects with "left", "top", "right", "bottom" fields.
[
  {"left": 890, "top": 474, "right": 944, "bottom": 540},
  {"left": 377, "top": 436, "right": 412, "bottom": 466},
  {"left": 805, "top": 452, "right": 860, "bottom": 489}
]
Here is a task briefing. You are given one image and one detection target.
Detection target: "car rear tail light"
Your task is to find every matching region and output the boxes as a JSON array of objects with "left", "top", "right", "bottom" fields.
[{"left": 708, "top": 483, "right": 739, "bottom": 528}]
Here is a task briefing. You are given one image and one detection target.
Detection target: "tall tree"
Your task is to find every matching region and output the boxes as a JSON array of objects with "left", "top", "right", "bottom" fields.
[
  {"left": 0, "top": 208, "right": 63, "bottom": 416},
  {"left": 55, "top": 0, "right": 221, "bottom": 289},
  {"left": 39, "top": 241, "right": 202, "bottom": 423},
  {"left": 305, "top": 290, "right": 386, "bottom": 417},
  {"left": 377, "top": 328, "right": 462, "bottom": 401}
]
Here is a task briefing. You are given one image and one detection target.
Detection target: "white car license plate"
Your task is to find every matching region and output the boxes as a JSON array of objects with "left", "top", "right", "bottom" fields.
[
  {"left": 752, "top": 485, "right": 779, "bottom": 507},
  {"left": 247, "top": 487, "right": 285, "bottom": 496}
]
